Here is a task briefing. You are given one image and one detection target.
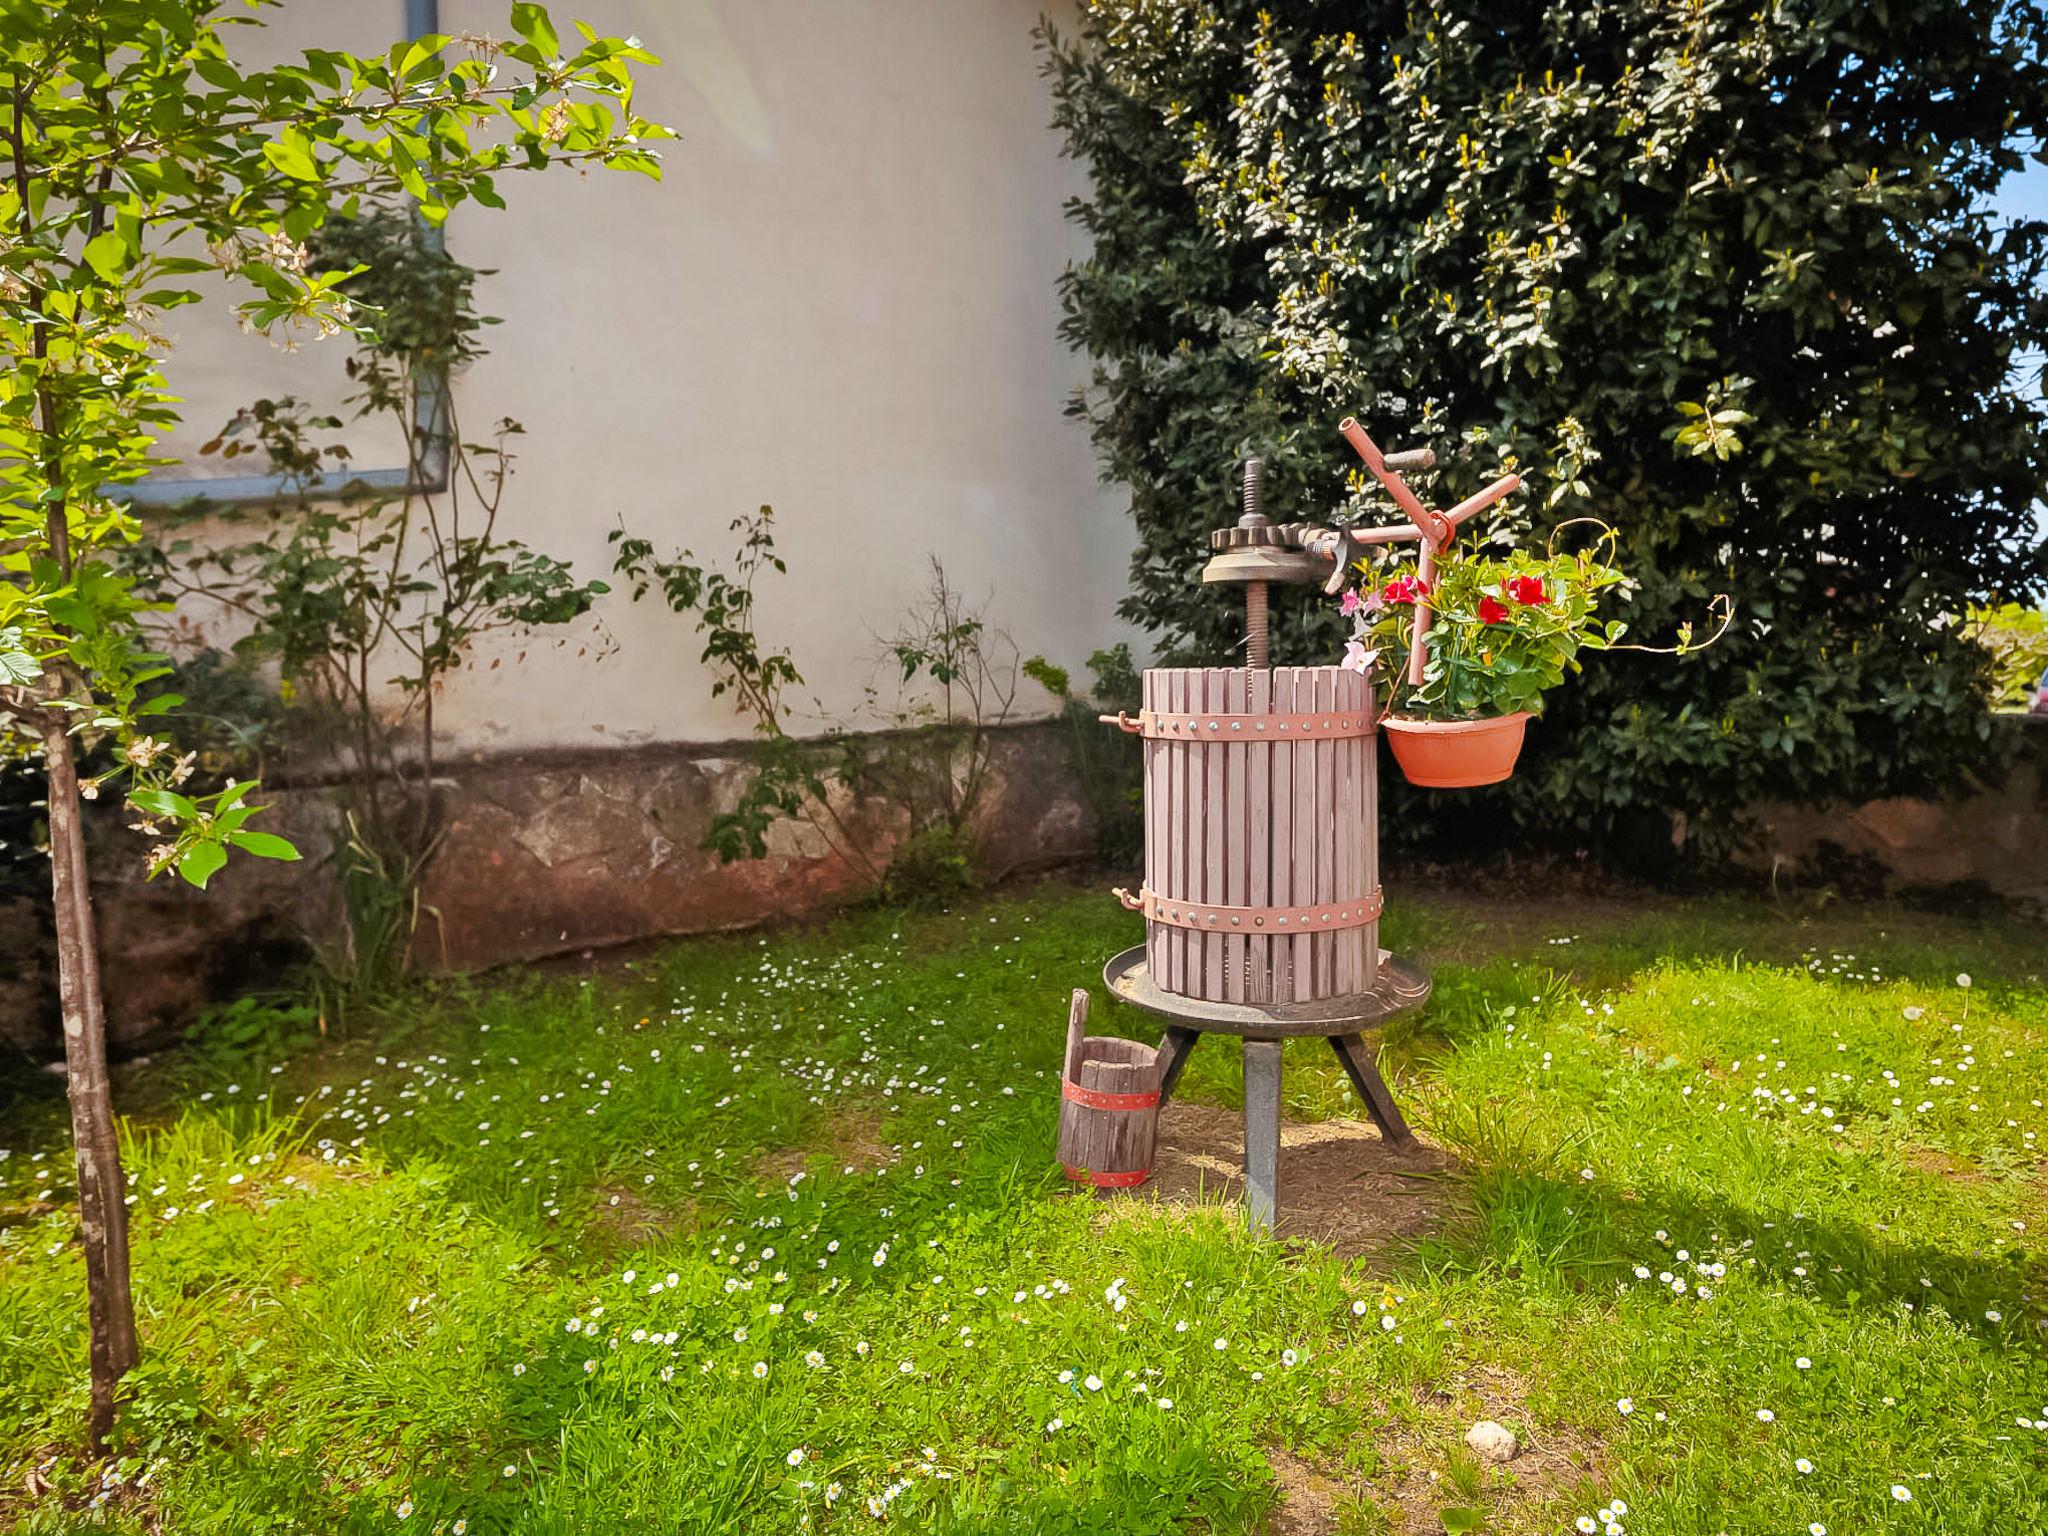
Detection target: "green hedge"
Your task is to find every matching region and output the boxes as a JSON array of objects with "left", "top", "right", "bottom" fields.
[{"left": 1042, "top": 0, "right": 2048, "bottom": 849}]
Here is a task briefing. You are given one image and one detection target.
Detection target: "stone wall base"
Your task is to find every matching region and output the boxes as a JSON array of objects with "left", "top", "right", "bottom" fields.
[
  {"left": 1734, "top": 717, "right": 2048, "bottom": 905},
  {"left": 2, "top": 721, "right": 1094, "bottom": 1058}
]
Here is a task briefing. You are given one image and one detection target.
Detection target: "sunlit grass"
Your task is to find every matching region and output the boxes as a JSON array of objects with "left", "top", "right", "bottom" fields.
[{"left": 2, "top": 882, "right": 2043, "bottom": 1534}]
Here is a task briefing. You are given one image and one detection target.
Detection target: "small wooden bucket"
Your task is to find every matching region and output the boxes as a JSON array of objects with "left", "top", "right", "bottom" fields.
[{"left": 1055, "top": 990, "right": 1160, "bottom": 1189}]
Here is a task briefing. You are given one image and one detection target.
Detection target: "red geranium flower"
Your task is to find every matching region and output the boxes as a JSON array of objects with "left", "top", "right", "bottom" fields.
[
  {"left": 1383, "top": 575, "right": 1432, "bottom": 606},
  {"left": 1477, "top": 594, "right": 1510, "bottom": 625},
  {"left": 1505, "top": 575, "right": 1547, "bottom": 605}
]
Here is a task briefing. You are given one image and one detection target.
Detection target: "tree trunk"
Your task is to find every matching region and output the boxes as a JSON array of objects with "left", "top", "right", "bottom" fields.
[{"left": 38, "top": 693, "right": 139, "bottom": 1451}]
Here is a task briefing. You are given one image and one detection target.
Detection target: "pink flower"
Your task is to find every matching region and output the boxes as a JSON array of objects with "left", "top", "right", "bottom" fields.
[
  {"left": 1341, "top": 640, "right": 1376, "bottom": 674},
  {"left": 1340, "top": 588, "right": 1363, "bottom": 617}
]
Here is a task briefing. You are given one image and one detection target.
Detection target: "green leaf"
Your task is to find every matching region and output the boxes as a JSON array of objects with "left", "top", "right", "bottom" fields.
[
  {"left": 511, "top": 3, "right": 559, "bottom": 56},
  {"left": 177, "top": 840, "right": 228, "bottom": 889},
  {"left": 82, "top": 229, "right": 130, "bottom": 283},
  {"left": 129, "top": 787, "right": 198, "bottom": 820},
  {"left": 193, "top": 56, "right": 243, "bottom": 92},
  {"left": 0, "top": 629, "right": 38, "bottom": 685},
  {"left": 262, "top": 132, "right": 321, "bottom": 182},
  {"left": 226, "top": 830, "right": 302, "bottom": 861},
  {"left": 1440, "top": 1509, "right": 1487, "bottom": 1534},
  {"left": 400, "top": 35, "right": 451, "bottom": 80}
]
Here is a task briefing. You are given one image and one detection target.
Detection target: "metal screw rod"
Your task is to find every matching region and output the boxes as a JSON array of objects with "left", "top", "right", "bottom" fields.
[{"left": 1241, "top": 457, "right": 1269, "bottom": 677}]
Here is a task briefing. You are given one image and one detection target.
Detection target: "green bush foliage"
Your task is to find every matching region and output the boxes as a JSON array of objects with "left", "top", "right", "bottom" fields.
[{"left": 1041, "top": 0, "right": 2048, "bottom": 843}]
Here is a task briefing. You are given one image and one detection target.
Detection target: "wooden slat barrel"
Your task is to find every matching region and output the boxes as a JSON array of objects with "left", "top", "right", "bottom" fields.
[
  {"left": 1135, "top": 666, "right": 1378, "bottom": 1004},
  {"left": 1055, "top": 991, "right": 1160, "bottom": 1188}
]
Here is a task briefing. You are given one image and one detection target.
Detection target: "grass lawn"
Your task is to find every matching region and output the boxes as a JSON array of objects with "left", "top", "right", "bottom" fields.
[{"left": 2, "top": 879, "right": 2045, "bottom": 1535}]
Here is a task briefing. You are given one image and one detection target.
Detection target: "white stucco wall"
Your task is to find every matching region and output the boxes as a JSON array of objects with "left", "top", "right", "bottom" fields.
[{"left": 150, "top": 0, "right": 1135, "bottom": 753}]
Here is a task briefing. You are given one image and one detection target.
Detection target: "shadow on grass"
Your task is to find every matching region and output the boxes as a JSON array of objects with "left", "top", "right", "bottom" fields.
[{"left": 1412, "top": 1159, "right": 2041, "bottom": 1346}]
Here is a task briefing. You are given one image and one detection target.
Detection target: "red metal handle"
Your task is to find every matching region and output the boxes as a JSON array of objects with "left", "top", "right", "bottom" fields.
[{"left": 1339, "top": 419, "right": 1452, "bottom": 544}]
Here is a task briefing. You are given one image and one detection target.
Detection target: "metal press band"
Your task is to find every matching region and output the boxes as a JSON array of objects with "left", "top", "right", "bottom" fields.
[
  {"left": 1112, "top": 886, "right": 1384, "bottom": 932},
  {"left": 1102, "top": 709, "right": 1373, "bottom": 740}
]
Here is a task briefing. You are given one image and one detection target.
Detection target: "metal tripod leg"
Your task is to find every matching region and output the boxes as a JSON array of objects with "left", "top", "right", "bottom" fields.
[
  {"left": 1242, "top": 1038, "right": 1282, "bottom": 1231},
  {"left": 1327, "top": 1031, "right": 1413, "bottom": 1145},
  {"left": 1153, "top": 1024, "right": 1200, "bottom": 1106}
]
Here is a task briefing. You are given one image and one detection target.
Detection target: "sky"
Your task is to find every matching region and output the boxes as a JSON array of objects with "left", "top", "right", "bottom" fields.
[
  {"left": 1996, "top": 155, "right": 2047, "bottom": 548},
  {"left": 2006, "top": 160, "right": 2048, "bottom": 223}
]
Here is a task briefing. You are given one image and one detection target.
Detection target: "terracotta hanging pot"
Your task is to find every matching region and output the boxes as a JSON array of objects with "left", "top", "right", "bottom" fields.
[{"left": 1382, "top": 712, "right": 1530, "bottom": 788}]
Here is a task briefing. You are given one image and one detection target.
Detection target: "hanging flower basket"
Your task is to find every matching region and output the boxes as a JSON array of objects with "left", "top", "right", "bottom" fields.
[
  {"left": 1381, "top": 712, "right": 1530, "bottom": 788},
  {"left": 1319, "top": 418, "right": 1731, "bottom": 792},
  {"left": 1334, "top": 513, "right": 1632, "bottom": 789}
]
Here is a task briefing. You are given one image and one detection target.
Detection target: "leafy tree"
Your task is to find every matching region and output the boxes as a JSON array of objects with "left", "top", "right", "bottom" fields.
[
  {"left": 1041, "top": 0, "right": 2048, "bottom": 848},
  {"left": 0, "top": 0, "right": 666, "bottom": 1447}
]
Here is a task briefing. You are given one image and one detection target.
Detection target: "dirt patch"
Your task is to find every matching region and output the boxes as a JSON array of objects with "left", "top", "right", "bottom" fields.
[
  {"left": 1901, "top": 1146, "right": 1985, "bottom": 1183},
  {"left": 589, "top": 1183, "right": 697, "bottom": 1246},
  {"left": 1238, "top": 1370, "right": 1607, "bottom": 1535},
  {"left": 1091, "top": 1101, "right": 1453, "bottom": 1261},
  {"left": 757, "top": 1106, "right": 895, "bottom": 1186},
  {"left": 1367, "top": 1368, "right": 1607, "bottom": 1533},
  {"left": 1263, "top": 1444, "right": 1349, "bottom": 1535}
]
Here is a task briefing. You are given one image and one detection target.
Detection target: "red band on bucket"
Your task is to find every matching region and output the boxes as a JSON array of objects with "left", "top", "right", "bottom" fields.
[
  {"left": 1063, "top": 1165, "right": 1150, "bottom": 1188},
  {"left": 1062, "top": 1080, "right": 1161, "bottom": 1112}
]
